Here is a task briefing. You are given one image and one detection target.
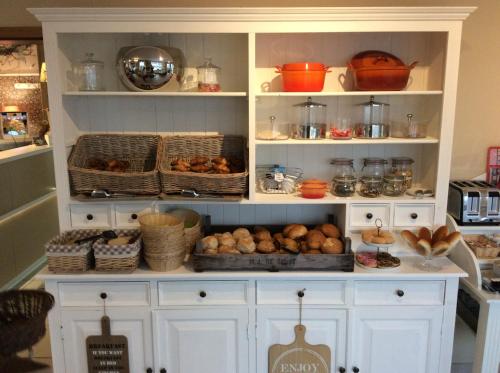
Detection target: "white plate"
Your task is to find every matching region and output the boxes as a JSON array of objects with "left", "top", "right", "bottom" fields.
[
  {"left": 355, "top": 258, "right": 400, "bottom": 272},
  {"left": 362, "top": 239, "right": 394, "bottom": 248},
  {"left": 406, "top": 188, "right": 434, "bottom": 198}
]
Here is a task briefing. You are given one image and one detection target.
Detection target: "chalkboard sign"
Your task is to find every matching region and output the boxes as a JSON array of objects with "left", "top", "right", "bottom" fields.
[
  {"left": 86, "top": 316, "right": 130, "bottom": 373},
  {"left": 269, "top": 325, "right": 331, "bottom": 373}
]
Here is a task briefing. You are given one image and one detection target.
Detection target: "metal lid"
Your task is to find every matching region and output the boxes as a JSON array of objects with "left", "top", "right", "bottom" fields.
[
  {"left": 357, "top": 95, "right": 389, "bottom": 107},
  {"left": 293, "top": 96, "right": 326, "bottom": 108},
  {"left": 81, "top": 52, "right": 103, "bottom": 66},
  {"left": 197, "top": 57, "right": 220, "bottom": 70},
  {"left": 363, "top": 157, "right": 387, "bottom": 165},
  {"left": 330, "top": 158, "right": 354, "bottom": 166},
  {"left": 391, "top": 156, "right": 414, "bottom": 165}
]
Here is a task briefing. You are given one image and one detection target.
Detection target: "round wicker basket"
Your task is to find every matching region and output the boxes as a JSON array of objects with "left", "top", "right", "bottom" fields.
[{"left": 139, "top": 213, "right": 185, "bottom": 256}]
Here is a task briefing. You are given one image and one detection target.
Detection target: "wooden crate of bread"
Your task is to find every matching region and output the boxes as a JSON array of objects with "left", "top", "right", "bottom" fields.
[{"left": 191, "top": 215, "right": 353, "bottom": 272}]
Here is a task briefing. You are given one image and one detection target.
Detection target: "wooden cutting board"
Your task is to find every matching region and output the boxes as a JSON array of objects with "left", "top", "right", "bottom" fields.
[
  {"left": 269, "top": 325, "right": 331, "bottom": 373},
  {"left": 86, "top": 315, "right": 130, "bottom": 373}
]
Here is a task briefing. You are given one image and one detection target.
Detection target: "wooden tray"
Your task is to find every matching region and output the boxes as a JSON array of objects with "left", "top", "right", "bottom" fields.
[{"left": 191, "top": 216, "right": 353, "bottom": 272}]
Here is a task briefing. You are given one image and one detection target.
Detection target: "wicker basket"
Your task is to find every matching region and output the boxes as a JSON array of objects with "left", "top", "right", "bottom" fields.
[
  {"left": 159, "top": 135, "right": 249, "bottom": 194},
  {"left": 170, "top": 208, "right": 203, "bottom": 254},
  {"left": 139, "top": 213, "right": 185, "bottom": 255},
  {"left": 68, "top": 134, "right": 161, "bottom": 195},
  {"left": 94, "top": 229, "right": 142, "bottom": 273},
  {"left": 144, "top": 247, "right": 186, "bottom": 272},
  {"left": 45, "top": 230, "right": 97, "bottom": 273}
]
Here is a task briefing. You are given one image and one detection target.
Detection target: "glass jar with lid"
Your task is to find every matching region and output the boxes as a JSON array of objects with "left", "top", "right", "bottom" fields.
[
  {"left": 382, "top": 175, "right": 406, "bottom": 196},
  {"left": 389, "top": 157, "right": 414, "bottom": 188},
  {"left": 391, "top": 113, "right": 427, "bottom": 138},
  {"left": 359, "top": 157, "right": 387, "bottom": 197},
  {"left": 78, "top": 52, "right": 104, "bottom": 91},
  {"left": 291, "top": 97, "right": 327, "bottom": 140},
  {"left": 354, "top": 96, "right": 390, "bottom": 138},
  {"left": 197, "top": 58, "right": 221, "bottom": 92},
  {"left": 330, "top": 158, "right": 357, "bottom": 197}
]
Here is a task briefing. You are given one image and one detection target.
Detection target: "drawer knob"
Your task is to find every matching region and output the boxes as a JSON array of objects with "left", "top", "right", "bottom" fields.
[
  {"left": 366, "top": 213, "right": 373, "bottom": 219},
  {"left": 339, "top": 368, "right": 346, "bottom": 373},
  {"left": 131, "top": 213, "right": 138, "bottom": 220},
  {"left": 297, "top": 290, "right": 305, "bottom": 298},
  {"left": 396, "top": 289, "right": 405, "bottom": 297},
  {"left": 199, "top": 291, "right": 207, "bottom": 298},
  {"left": 100, "top": 292, "right": 107, "bottom": 300},
  {"left": 160, "top": 369, "right": 167, "bottom": 373},
  {"left": 86, "top": 214, "right": 94, "bottom": 221},
  {"left": 410, "top": 213, "right": 418, "bottom": 219},
  {"left": 146, "top": 369, "right": 153, "bottom": 373},
  {"left": 352, "top": 368, "right": 360, "bottom": 373}
]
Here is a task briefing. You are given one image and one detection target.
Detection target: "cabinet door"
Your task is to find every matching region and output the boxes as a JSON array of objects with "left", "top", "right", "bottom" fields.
[
  {"left": 257, "top": 308, "right": 347, "bottom": 373},
  {"left": 351, "top": 307, "right": 443, "bottom": 373},
  {"left": 154, "top": 308, "right": 249, "bottom": 373},
  {"left": 61, "top": 308, "right": 153, "bottom": 373}
]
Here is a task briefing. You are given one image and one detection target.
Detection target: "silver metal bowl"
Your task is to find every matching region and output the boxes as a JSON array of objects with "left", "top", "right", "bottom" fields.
[{"left": 117, "top": 46, "right": 183, "bottom": 91}]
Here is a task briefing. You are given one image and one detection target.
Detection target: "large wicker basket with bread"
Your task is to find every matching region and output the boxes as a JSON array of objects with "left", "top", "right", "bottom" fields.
[
  {"left": 68, "top": 134, "right": 161, "bottom": 195},
  {"left": 159, "top": 135, "right": 248, "bottom": 195}
]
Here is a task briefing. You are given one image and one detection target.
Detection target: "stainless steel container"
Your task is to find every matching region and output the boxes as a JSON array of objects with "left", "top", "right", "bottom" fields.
[
  {"left": 291, "top": 97, "right": 327, "bottom": 140},
  {"left": 354, "top": 96, "right": 390, "bottom": 139}
]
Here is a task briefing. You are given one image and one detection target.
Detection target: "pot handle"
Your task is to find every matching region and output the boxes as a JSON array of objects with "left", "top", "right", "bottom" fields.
[
  {"left": 408, "top": 61, "right": 418, "bottom": 69},
  {"left": 324, "top": 66, "right": 332, "bottom": 73},
  {"left": 275, "top": 65, "right": 283, "bottom": 73}
]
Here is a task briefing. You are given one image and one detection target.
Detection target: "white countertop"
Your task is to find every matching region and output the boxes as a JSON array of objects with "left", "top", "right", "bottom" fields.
[
  {"left": 0, "top": 144, "right": 52, "bottom": 165},
  {"left": 37, "top": 256, "right": 467, "bottom": 282}
]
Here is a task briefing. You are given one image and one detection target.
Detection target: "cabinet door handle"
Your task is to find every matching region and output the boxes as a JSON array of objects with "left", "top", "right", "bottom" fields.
[
  {"left": 160, "top": 369, "right": 167, "bottom": 373},
  {"left": 366, "top": 213, "right": 373, "bottom": 219},
  {"left": 352, "top": 368, "right": 360, "bottom": 373},
  {"left": 100, "top": 292, "right": 107, "bottom": 300},
  {"left": 396, "top": 289, "right": 405, "bottom": 297},
  {"left": 86, "top": 214, "right": 94, "bottom": 221},
  {"left": 146, "top": 369, "right": 153, "bottom": 373},
  {"left": 339, "top": 368, "right": 346, "bottom": 373},
  {"left": 199, "top": 291, "right": 207, "bottom": 298},
  {"left": 410, "top": 213, "right": 418, "bottom": 219},
  {"left": 297, "top": 290, "right": 305, "bottom": 298},
  {"left": 131, "top": 213, "right": 138, "bottom": 220}
]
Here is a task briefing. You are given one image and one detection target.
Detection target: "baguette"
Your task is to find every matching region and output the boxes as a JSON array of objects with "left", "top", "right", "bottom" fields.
[{"left": 432, "top": 226, "right": 449, "bottom": 245}]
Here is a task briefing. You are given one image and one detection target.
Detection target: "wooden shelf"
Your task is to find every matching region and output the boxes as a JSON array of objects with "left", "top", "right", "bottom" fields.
[
  {"left": 63, "top": 91, "right": 248, "bottom": 97},
  {"left": 256, "top": 90, "right": 443, "bottom": 97},
  {"left": 253, "top": 192, "right": 436, "bottom": 204},
  {"left": 255, "top": 137, "right": 439, "bottom": 145}
]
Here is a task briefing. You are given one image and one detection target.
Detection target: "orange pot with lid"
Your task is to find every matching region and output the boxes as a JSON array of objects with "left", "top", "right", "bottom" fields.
[
  {"left": 299, "top": 179, "right": 329, "bottom": 199},
  {"left": 275, "top": 62, "right": 331, "bottom": 92}
]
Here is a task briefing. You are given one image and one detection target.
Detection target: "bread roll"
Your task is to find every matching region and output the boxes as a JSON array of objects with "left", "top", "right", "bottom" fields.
[
  {"left": 431, "top": 240, "right": 449, "bottom": 256},
  {"left": 254, "top": 226, "right": 268, "bottom": 233},
  {"left": 321, "top": 238, "right": 343, "bottom": 254},
  {"left": 282, "top": 238, "right": 299, "bottom": 253},
  {"left": 432, "top": 226, "right": 449, "bottom": 245},
  {"left": 273, "top": 232, "right": 285, "bottom": 246},
  {"left": 233, "top": 227, "right": 251, "bottom": 240},
  {"left": 201, "top": 236, "right": 218, "bottom": 250},
  {"left": 254, "top": 230, "right": 272, "bottom": 242},
  {"left": 203, "top": 248, "right": 218, "bottom": 255},
  {"left": 287, "top": 224, "right": 308, "bottom": 239},
  {"left": 444, "top": 231, "right": 461, "bottom": 248},
  {"left": 219, "top": 236, "right": 236, "bottom": 248},
  {"left": 318, "top": 224, "right": 340, "bottom": 238},
  {"left": 306, "top": 230, "right": 326, "bottom": 250},
  {"left": 236, "top": 236, "right": 256, "bottom": 254},
  {"left": 418, "top": 227, "right": 432, "bottom": 242},
  {"left": 305, "top": 249, "right": 322, "bottom": 255},
  {"left": 416, "top": 239, "right": 432, "bottom": 257},
  {"left": 218, "top": 245, "right": 241, "bottom": 254},
  {"left": 401, "top": 230, "right": 419, "bottom": 250},
  {"left": 283, "top": 224, "right": 299, "bottom": 237},
  {"left": 256, "top": 240, "right": 276, "bottom": 254}
]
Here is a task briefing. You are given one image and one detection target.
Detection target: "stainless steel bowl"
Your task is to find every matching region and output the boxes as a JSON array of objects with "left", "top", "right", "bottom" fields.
[
  {"left": 117, "top": 46, "right": 184, "bottom": 91},
  {"left": 354, "top": 123, "right": 390, "bottom": 138}
]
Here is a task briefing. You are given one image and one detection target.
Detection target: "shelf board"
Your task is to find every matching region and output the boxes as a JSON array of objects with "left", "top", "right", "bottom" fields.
[
  {"left": 256, "top": 90, "right": 443, "bottom": 97},
  {"left": 255, "top": 137, "right": 439, "bottom": 145},
  {"left": 63, "top": 91, "right": 248, "bottom": 97},
  {"left": 254, "top": 192, "right": 436, "bottom": 204},
  {"left": 70, "top": 194, "right": 248, "bottom": 204}
]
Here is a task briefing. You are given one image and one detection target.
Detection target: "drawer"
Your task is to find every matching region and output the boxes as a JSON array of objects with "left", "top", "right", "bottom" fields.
[
  {"left": 59, "top": 282, "right": 150, "bottom": 307},
  {"left": 394, "top": 204, "right": 434, "bottom": 227},
  {"left": 158, "top": 281, "right": 248, "bottom": 306},
  {"left": 70, "top": 205, "right": 112, "bottom": 228},
  {"left": 350, "top": 203, "right": 391, "bottom": 227},
  {"left": 257, "top": 281, "right": 346, "bottom": 305},
  {"left": 115, "top": 204, "right": 152, "bottom": 228},
  {"left": 354, "top": 281, "right": 445, "bottom": 306}
]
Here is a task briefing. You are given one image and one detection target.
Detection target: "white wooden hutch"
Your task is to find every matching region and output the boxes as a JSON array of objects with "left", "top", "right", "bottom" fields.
[{"left": 31, "top": 7, "right": 474, "bottom": 373}]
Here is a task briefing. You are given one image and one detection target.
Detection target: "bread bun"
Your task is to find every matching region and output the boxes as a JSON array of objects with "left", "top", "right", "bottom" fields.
[
  {"left": 444, "top": 231, "right": 461, "bottom": 248},
  {"left": 273, "top": 232, "right": 285, "bottom": 245},
  {"left": 321, "top": 238, "right": 343, "bottom": 254},
  {"left": 219, "top": 236, "right": 236, "bottom": 248},
  {"left": 203, "top": 248, "right": 218, "bottom": 255},
  {"left": 283, "top": 224, "right": 299, "bottom": 237},
  {"left": 236, "top": 236, "right": 256, "bottom": 254},
  {"left": 416, "top": 239, "right": 432, "bottom": 257},
  {"left": 233, "top": 227, "right": 251, "bottom": 240},
  {"left": 306, "top": 230, "right": 326, "bottom": 249},
  {"left": 319, "top": 224, "right": 340, "bottom": 238},
  {"left": 431, "top": 240, "right": 449, "bottom": 256},
  {"left": 418, "top": 227, "right": 432, "bottom": 242},
  {"left": 306, "top": 249, "right": 322, "bottom": 255},
  {"left": 255, "top": 230, "right": 272, "bottom": 242},
  {"left": 218, "top": 245, "right": 241, "bottom": 254},
  {"left": 282, "top": 238, "right": 299, "bottom": 253},
  {"left": 201, "top": 236, "right": 218, "bottom": 250},
  {"left": 401, "top": 230, "right": 419, "bottom": 250},
  {"left": 287, "top": 224, "right": 308, "bottom": 239},
  {"left": 432, "top": 226, "right": 449, "bottom": 245},
  {"left": 256, "top": 240, "right": 276, "bottom": 254},
  {"left": 254, "top": 226, "right": 268, "bottom": 233}
]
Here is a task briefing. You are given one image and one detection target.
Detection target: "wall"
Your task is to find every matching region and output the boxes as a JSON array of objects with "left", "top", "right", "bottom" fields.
[{"left": 0, "top": 0, "right": 498, "bottom": 179}]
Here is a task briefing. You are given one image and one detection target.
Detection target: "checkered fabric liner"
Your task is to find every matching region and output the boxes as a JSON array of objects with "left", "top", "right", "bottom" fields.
[
  {"left": 45, "top": 229, "right": 101, "bottom": 256},
  {"left": 93, "top": 229, "right": 142, "bottom": 258}
]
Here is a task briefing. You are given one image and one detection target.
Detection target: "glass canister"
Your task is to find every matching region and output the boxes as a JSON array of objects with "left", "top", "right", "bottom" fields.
[
  {"left": 382, "top": 174, "right": 407, "bottom": 196},
  {"left": 330, "top": 158, "right": 357, "bottom": 197},
  {"left": 390, "top": 157, "right": 414, "bottom": 188},
  {"left": 291, "top": 97, "right": 327, "bottom": 140},
  {"left": 391, "top": 113, "right": 427, "bottom": 138},
  {"left": 78, "top": 52, "right": 104, "bottom": 91},
  {"left": 359, "top": 157, "right": 387, "bottom": 197},
  {"left": 354, "top": 96, "right": 390, "bottom": 138},
  {"left": 197, "top": 58, "right": 221, "bottom": 92},
  {"left": 256, "top": 115, "right": 289, "bottom": 140},
  {"left": 330, "top": 117, "right": 353, "bottom": 140}
]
